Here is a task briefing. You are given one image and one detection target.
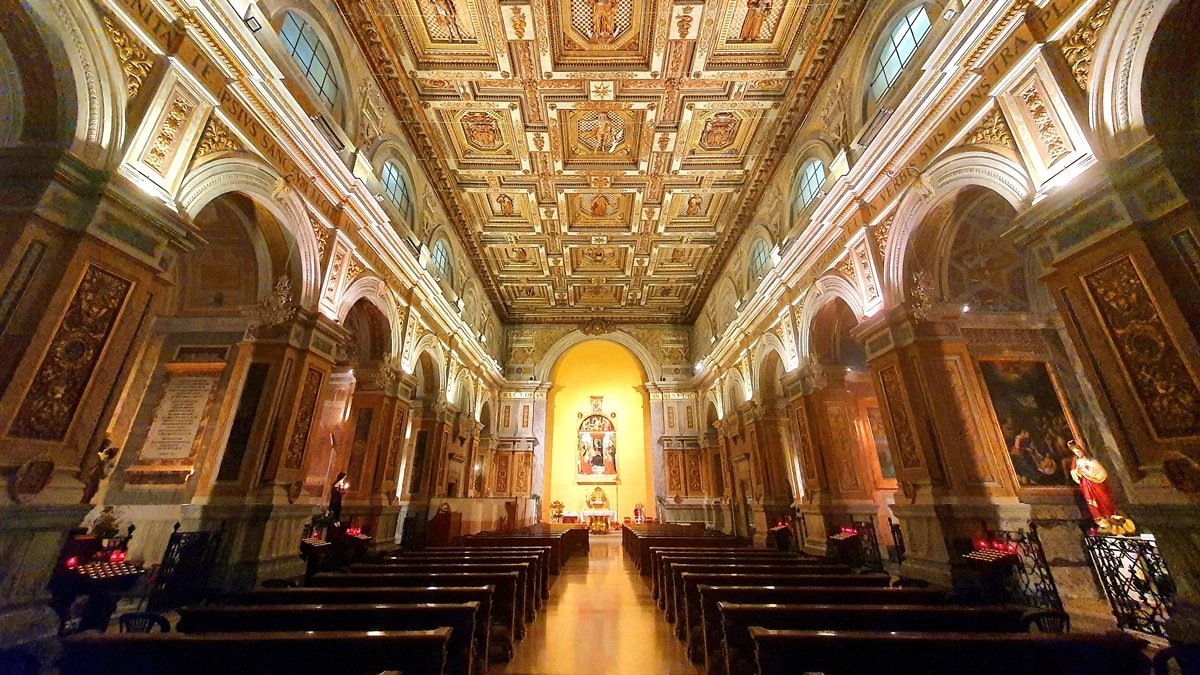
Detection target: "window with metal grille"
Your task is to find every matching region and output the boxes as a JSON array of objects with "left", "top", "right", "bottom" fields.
[
  {"left": 278, "top": 12, "right": 339, "bottom": 109},
  {"left": 747, "top": 239, "right": 771, "bottom": 285},
  {"left": 795, "top": 159, "right": 827, "bottom": 210},
  {"left": 868, "top": 5, "right": 932, "bottom": 103},
  {"left": 430, "top": 239, "right": 453, "bottom": 284},
  {"left": 381, "top": 160, "right": 413, "bottom": 221}
]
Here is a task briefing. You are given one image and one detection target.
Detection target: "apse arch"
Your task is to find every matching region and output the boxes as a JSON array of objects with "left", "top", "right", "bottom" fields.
[
  {"left": 544, "top": 339, "right": 654, "bottom": 522},
  {"left": 797, "top": 274, "right": 865, "bottom": 362},
  {"left": 179, "top": 156, "right": 323, "bottom": 308},
  {"left": 534, "top": 330, "right": 660, "bottom": 382},
  {"left": 882, "top": 149, "right": 1033, "bottom": 307}
]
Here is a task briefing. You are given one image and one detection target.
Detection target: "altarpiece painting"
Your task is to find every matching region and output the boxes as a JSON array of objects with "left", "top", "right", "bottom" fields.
[
  {"left": 977, "top": 359, "right": 1077, "bottom": 489},
  {"left": 578, "top": 396, "right": 617, "bottom": 484}
]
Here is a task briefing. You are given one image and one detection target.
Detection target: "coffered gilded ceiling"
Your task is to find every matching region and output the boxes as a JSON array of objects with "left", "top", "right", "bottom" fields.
[{"left": 336, "top": 0, "right": 867, "bottom": 323}]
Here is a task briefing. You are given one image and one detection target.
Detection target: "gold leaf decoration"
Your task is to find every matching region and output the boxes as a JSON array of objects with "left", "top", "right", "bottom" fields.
[
  {"left": 1060, "top": 0, "right": 1115, "bottom": 93},
  {"left": 964, "top": 108, "right": 1016, "bottom": 150},
  {"left": 145, "top": 96, "right": 195, "bottom": 173},
  {"left": 194, "top": 116, "right": 243, "bottom": 160},
  {"left": 1019, "top": 83, "right": 1069, "bottom": 163},
  {"left": 101, "top": 15, "right": 154, "bottom": 100}
]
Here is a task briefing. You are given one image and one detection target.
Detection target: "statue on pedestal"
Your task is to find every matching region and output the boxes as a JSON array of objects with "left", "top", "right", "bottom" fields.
[{"left": 1069, "top": 440, "right": 1135, "bottom": 536}]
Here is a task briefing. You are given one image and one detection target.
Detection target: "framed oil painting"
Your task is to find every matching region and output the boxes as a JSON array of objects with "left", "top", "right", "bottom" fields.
[
  {"left": 977, "top": 359, "right": 1077, "bottom": 489},
  {"left": 577, "top": 413, "right": 617, "bottom": 484}
]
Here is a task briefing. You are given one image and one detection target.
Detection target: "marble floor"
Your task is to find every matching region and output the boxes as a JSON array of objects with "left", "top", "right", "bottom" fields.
[{"left": 497, "top": 534, "right": 702, "bottom": 675}]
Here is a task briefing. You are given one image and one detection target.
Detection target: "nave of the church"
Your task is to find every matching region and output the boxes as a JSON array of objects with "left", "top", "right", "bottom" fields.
[
  {"left": 4, "top": 0, "right": 1200, "bottom": 669},
  {"left": 498, "top": 535, "right": 699, "bottom": 675}
]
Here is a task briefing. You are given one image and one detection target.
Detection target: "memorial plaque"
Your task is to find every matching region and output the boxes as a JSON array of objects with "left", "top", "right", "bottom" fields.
[{"left": 140, "top": 375, "right": 216, "bottom": 460}]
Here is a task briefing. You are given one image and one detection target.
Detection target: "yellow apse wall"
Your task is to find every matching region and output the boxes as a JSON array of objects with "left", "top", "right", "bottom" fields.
[{"left": 546, "top": 340, "right": 654, "bottom": 521}]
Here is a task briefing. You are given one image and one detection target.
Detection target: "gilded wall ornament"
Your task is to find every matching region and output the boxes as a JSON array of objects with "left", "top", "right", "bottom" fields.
[
  {"left": 9, "top": 265, "right": 132, "bottom": 441},
  {"left": 193, "top": 116, "right": 243, "bottom": 160},
  {"left": 145, "top": 95, "right": 195, "bottom": 173},
  {"left": 579, "top": 317, "right": 615, "bottom": 334},
  {"left": 257, "top": 276, "right": 297, "bottom": 327},
  {"left": 100, "top": 15, "right": 154, "bottom": 100},
  {"left": 1083, "top": 257, "right": 1200, "bottom": 438},
  {"left": 1019, "top": 82, "right": 1069, "bottom": 163},
  {"left": 1060, "top": 0, "right": 1115, "bottom": 93},
  {"left": 964, "top": 108, "right": 1016, "bottom": 150}
]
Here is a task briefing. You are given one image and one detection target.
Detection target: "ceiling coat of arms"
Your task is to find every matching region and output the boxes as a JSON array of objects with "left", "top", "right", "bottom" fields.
[{"left": 336, "top": 0, "right": 869, "bottom": 323}]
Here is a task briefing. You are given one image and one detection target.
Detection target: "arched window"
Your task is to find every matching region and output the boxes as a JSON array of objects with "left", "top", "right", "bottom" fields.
[
  {"left": 868, "top": 5, "right": 932, "bottom": 103},
  {"left": 795, "top": 159, "right": 827, "bottom": 211},
  {"left": 380, "top": 160, "right": 413, "bottom": 222},
  {"left": 278, "top": 12, "right": 340, "bottom": 108},
  {"left": 430, "top": 238, "right": 453, "bottom": 283},
  {"left": 746, "top": 239, "right": 771, "bottom": 285}
]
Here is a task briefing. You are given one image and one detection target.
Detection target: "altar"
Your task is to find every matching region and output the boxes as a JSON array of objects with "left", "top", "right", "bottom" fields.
[{"left": 582, "top": 508, "right": 617, "bottom": 532}]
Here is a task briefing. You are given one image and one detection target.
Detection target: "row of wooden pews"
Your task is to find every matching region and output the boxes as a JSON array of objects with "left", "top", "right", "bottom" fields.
[
  {"left": 625, "top": 523, "right": 1151, "bottom": 675},
  {"left": 62, "top": 523, "right": 588, "bottom": 675}
]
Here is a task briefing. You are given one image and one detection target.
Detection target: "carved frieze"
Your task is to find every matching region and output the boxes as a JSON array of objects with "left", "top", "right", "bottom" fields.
[
  {"left": 1018, "top": 82, "right": 1069, "bottom": 165},
  {"left": 1083, "top": 256, "right": 1200, "bottom": 439},
  {"left": 9, "top": 265, "right": 132, "bottom": 441}
]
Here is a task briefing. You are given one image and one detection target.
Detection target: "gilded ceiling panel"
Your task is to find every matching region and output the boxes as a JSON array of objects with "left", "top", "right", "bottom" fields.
[{"left": 335, "top": 0, "right": 868, "bottom": 323}]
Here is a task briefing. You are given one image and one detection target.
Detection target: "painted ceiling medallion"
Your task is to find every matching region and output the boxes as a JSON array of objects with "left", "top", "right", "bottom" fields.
[
  {"left": 461, "top": 112, "right": 503, "bottom": 150},
  {"left": 698, "top": 113, "right": 741, "bottom": 150}
]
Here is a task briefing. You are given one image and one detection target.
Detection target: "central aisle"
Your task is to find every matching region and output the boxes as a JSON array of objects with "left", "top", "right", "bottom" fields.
[{"left": 497, "top": 534, "right": 702, "bottom": 675}]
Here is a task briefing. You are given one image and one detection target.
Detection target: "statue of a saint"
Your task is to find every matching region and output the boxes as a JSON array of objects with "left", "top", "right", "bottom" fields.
[
  {"left": 1069, "top": 440, "right": 1134, "bottom": 535},
  {"left": 79, "top": 439, "right": 120, "bottom": 504},
  {"left": 738, "top": 0, "right": 772, "bottom": 41}
]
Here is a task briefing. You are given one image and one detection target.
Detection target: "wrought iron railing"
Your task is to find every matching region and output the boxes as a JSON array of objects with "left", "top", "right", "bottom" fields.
[
  {"left": 889, "top": 517, "right": 906, "bottom": 565},
  {"left": 1083, "top": 532, "right": 1175, "bottom": 638},
  {"left": 985, "top": 522, "right": 1064, "bottom": 615},
  {"left": 851, "top": 516, "right": 885, "bottom": 573}
]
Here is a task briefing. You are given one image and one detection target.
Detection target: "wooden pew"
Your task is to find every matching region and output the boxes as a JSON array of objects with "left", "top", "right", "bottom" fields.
[
  {"left": 669, "top": 565, "right": 857, "bottom": 627},
  {"left": 628, "top": 533, "right": 740, "bottom": 574},
  {"left": 662, "top": 561, "right": 848, "bottom": 616},
  {"left": 216, "top": 586, "right": 495, "bottom": 671},
  {"left": 649, "top": 549, "right": 799, "bottom": 599},
  {"left": 719, "top": 603, "right": 1032, "bottom": 675},
  {"left": 696, "top": 584, "right": 945, "bottom": 670},
  {"left": 311, "top": 571, "right": 520, "bottom": 659},
  {"left": 461, "top": 535, "right": 564, "bottom": 572},
  {"left": 177, "top": 603, "right": 479, "bottom": 675},
  {"left": 356, "top": 554, "right": 547, "bottom": 605},
  {"left": 421, "top": 545, "right": 556, "bottom": 575},
  {"left": 332, "top": 562, "right": 536, "bottom": 624},
  {"left": 749, "top": 628, "right": 1151, "bottom": 675},
  {"left": 364, "top": 550, "right": 549, "bottom": 600},
  {"left": 62, "top": 629, "right": 451, "bottom": 675}
]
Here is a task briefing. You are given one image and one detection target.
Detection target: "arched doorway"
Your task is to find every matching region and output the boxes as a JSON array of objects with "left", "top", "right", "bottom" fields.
[{"left": 545, "top": 340, "right": 652, "bottom": 527}]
